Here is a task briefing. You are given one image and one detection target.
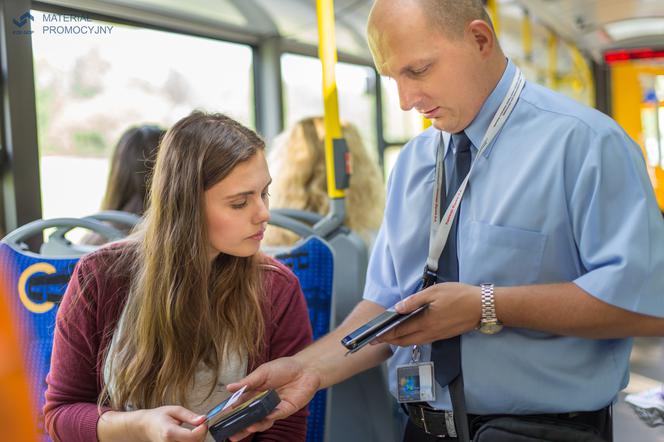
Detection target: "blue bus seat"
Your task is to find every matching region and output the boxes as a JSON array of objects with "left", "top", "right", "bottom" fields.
[
  {"left": 267, "top": 210, "right": 400, "bottom": 442},
  {"left": 275, "top": 236, "right": 333, "bottom": 442},
  {"left": 0, "top": 242, "right": 78, "bottom": 441},
  {"left": 0, "top": 217, "right": 126, "bottom": 440}
]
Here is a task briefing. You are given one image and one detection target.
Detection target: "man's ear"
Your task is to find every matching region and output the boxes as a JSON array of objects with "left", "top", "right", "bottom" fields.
[{"left": 467, "top": 19, "right": 495, "bottom": 57}]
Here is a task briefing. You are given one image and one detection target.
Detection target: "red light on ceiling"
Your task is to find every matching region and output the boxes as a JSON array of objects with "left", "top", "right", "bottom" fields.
[{"left": 605, "top": 48, "right": 664, "bottom": 63}]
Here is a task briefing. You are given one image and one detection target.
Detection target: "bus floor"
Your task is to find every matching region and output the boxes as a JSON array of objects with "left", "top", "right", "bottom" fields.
[{"left": 615, "top": 337, "right": 664, "bottom": 441}]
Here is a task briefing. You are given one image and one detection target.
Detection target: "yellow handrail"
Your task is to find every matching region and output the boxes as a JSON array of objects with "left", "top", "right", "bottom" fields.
[
  {"left": 486, "top": 0, "right": 500, "bottom": 37},
  {"left": 316, "top": 0, "right": 346, "bottom": 199}
]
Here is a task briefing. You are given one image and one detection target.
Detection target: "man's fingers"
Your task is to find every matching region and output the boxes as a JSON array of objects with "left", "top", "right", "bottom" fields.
[
  {"left": 395, "top": 289, "right": 433, "bottom": 314},
  {"left": 382, "top": 330, "right": 432, "bottom": 347},
  {"left": 245, "top": 419, "right": 276, "bottom": 434},
  {"left": 374, "top": 306, "right": 430, "bottom": 343},
  {"left": 227, "top": 368, "right": 268, "bottom": 393},
  {"left": 228, "top": 429, "right": 253, "bottom": 441},
  {"left": 227, "top": 419, "right": 274, "bottom": 441}
]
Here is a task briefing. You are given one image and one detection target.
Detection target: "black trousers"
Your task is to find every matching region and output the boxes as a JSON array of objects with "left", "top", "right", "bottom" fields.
[{"left": 403, "top": 407, "right": 613, "bottom": 442}]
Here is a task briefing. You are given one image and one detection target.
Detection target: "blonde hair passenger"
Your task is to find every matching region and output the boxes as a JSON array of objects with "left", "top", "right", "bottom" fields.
[{"left": 264, "top": 116, "right": 385, "bottom": 249}]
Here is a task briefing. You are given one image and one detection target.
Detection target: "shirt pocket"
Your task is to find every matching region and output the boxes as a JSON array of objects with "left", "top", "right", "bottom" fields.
[{"left": 461, "top": 221, "right": 547, "bottom": 286}]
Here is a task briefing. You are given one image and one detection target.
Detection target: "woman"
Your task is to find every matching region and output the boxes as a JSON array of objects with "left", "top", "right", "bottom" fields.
[
  {"left": 263, "top": 116, "right": 385, "bottom": 250},
  {"left": 82, "top": 124, "right": 165, "bottom": 245},
  {"left": 102, "top": 124, "right": 165, "bottom": 216},
  {"left": 44, "top": 112, "right": 313, "bottom": 442}
]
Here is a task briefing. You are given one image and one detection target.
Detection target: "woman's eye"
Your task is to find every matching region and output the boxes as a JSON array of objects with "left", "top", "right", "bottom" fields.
[
  {"left": 261, "top": 191, "right": 271, "bottom": 199},
  {"left": 231, "top": 200, "right": 248, "bottom": 209}
]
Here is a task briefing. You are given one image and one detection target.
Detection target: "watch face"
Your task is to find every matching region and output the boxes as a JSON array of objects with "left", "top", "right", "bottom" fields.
[{"left": 480, "top": 322, "right": 503, "bottom": 335}]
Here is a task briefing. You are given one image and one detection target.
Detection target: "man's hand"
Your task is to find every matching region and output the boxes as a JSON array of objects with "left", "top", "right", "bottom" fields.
[
  {"left": 225, "top": 357, "right": 321, "bottom": 441},
  {"left": 375, "top": 282, "right": 481, "bottom": 346}
]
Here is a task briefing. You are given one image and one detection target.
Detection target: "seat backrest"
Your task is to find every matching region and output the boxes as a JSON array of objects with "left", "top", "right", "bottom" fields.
[
  {"left": 275, "top": 236, "right": 334, "bottom": 442},
  {"left": 0, "top": 216, "right": 126, "bottom": 440},
  {"left": 270, "top": 213, "right": 401, "bottom": 442},
  {"left": 0, "top": 242, "right": 79, "bottom": 441}
]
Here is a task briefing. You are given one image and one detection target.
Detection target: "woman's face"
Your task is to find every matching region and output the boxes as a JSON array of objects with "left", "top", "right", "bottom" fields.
[{"left": 204, "top": 150, "right": 271, "bottom": 259}]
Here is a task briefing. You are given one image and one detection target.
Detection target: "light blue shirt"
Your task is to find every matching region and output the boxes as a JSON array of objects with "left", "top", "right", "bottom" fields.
[{"left": 364, "top": 60, "right": 664, "bottom": 414}]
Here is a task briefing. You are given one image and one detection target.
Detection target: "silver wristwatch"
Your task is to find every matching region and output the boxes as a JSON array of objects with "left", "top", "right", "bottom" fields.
[{"left": 478, "top": 283, "right": 503, "bottom": 334}]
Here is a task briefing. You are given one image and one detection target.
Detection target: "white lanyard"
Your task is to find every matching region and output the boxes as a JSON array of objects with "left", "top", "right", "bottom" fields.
[{"left": 424, "top": 68, "right": 525, "bottom": 276}]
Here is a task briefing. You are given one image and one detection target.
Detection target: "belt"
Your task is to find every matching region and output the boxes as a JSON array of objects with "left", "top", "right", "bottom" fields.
[
  {"left": 406, "top": 403, "right": 458, "bottom": 438},
  {"left": 405, "top": 403, "right": 612, "bottom": 439}
]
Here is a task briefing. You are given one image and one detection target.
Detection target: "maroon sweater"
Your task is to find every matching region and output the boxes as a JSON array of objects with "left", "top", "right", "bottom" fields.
[{"left": 44, "top": 244, "right": 313, "bottom": 442}]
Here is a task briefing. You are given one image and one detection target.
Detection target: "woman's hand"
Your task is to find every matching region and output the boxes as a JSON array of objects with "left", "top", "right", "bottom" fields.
[
  {"left": 99, "top": 406, "right": 207, "bottom": 442},
  {"left": 139, "top": 406, "right": 208, "bottom": 442}
]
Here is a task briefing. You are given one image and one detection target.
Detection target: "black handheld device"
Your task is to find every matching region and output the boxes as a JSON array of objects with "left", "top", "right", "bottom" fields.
[
  {"left": 341, "top": 304, "right": 428, "bottom": 354},
  {"left": 207, "top": 390, "right": 280, "bottom": 441}
]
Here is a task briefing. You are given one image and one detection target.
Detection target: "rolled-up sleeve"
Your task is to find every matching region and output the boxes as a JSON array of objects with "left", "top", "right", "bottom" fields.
[{"left": 570, "top": 127, "right": 664, "bottom": 317}]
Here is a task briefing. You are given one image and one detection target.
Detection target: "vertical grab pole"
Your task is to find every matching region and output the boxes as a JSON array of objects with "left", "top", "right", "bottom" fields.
[{"left": 315, "top": 0, "right": 348, "bottom": 237}]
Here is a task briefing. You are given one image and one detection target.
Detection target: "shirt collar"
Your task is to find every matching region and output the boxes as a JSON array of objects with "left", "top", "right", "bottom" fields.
[{"left": 443, "top": 58, "right": 516, "bottom": 159}]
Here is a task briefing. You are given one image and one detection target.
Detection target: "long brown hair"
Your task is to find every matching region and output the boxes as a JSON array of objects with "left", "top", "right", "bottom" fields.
[
  {"left": 102, "top": 125, "right": 165, "bottom": 215},
  {"left": 101, "top": 112, "right": 266, "bottom": 409}
]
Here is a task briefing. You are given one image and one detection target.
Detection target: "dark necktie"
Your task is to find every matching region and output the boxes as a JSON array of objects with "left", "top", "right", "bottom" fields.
[{"left": 430, "top": 131, "right": 472, "bottom": 387}]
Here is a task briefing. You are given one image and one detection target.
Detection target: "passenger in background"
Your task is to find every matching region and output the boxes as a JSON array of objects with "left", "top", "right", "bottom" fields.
[
  {"left": 44, "top": 111, "right": 312, "bottom": 442},
  {"left": 102, "top": 125, "right": 165, "bottom": 217},
  {"left": 263, "top": 116, "right": 385, "bottom": 250},
  {"left": 83, "top": 124, "right": 165, "bottom": 245}
]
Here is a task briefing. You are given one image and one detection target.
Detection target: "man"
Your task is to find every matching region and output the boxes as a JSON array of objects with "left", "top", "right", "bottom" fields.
[{"left": 228, "top": 0, "right": 664, "bottom": 440}]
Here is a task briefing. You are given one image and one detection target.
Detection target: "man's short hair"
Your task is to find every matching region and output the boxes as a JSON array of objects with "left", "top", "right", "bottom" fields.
[{"left": 422, "top": 0, "right": 494, "bottom": 39}]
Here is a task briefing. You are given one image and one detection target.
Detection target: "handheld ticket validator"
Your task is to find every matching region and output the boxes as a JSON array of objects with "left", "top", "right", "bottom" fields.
[
  {"left": 341, "top": 304, "right": 428, "bottom": 355},
  {"left": 207, "top": 390, "right": 280, "bottom": 441}
]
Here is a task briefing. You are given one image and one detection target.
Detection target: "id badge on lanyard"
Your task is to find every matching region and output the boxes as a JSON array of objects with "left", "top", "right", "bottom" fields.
[
  {"left": 394, "top": 67, "right": 525, "bottom": 404},
  {"left": 397, "top": 345, "right": 436, "bottom": 403}
]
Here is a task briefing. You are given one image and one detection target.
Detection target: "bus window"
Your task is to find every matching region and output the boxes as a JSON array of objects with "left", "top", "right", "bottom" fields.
[
  {"left": 380, "top": 76, "right": 421, "bottom": 177},
  {"left": 380, "top": 76, "right": 421, "bottom": 144},
  {"left": 281, "top": 53, "right": 378, "bottom": 162},
  {"left": 32, "top": 12, "right": 253, "bottom": 220}
]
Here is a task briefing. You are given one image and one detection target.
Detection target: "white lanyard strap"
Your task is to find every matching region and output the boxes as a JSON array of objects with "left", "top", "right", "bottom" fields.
[{"left": 424, "top": 68, "right": 525, "bottom": 276}]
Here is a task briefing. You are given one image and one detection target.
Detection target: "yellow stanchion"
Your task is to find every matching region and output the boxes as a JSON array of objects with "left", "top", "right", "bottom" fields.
[
  {"left": 570, "top": 45, "right": 595, "bottom": 107},
  {"left": 422, "top": 117, "right": 431, "bottom": 130},
  {"left": 548, "top": 32, "right": 559, "bottom": 90},
  {"left": 486, "top": 0, "right": 500, "bottom": 36},
  {"left": 522, "top": 9, "right": 532, "bottom": 63},
  {"left": 316, "top": 0, "right": 346, "bottom": 199}
]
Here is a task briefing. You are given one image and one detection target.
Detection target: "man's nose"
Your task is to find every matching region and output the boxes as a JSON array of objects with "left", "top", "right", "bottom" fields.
[{"left": 398, "top": 81, "right": 418, "bottom": 111}]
